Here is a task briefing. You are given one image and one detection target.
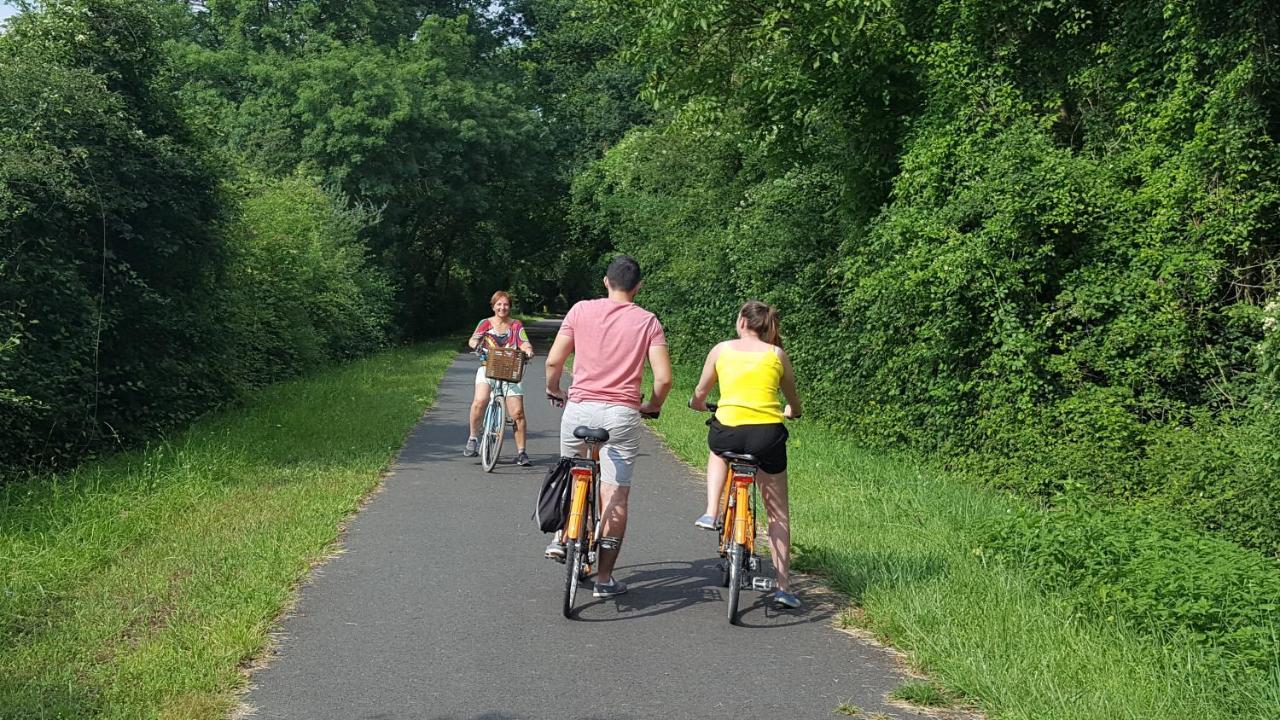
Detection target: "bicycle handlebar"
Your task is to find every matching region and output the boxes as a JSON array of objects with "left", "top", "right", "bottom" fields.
[
  {"left": 638, "top": 393, "right": 659, "bottom": 420},
  {"left": 688, "top": 399, "right": 719, "bottom": 413},
  {"left": 474, "top": 347, "right": 532, "bottom": 362}
]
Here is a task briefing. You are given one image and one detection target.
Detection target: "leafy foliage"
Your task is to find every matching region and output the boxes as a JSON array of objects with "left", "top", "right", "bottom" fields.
[
  {"left": 176, "top": 11, "right": 555, "bottom": 335},
  {"left": 576, "top": 0, "right": 1280, "bottom": 558},
  {"left": 2, "top": 0, "right": 559, "bottom": 472},
  {"left": 222, "top": 174, "right": 392, "bottom": 389},
  {"left": 1, "top": 0, "right": 231, "bottom": 470}
]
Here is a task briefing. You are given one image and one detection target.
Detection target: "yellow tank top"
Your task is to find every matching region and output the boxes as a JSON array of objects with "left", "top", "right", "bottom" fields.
[{"left": 715, "top": 346, "right": 784, "bottom": 426}]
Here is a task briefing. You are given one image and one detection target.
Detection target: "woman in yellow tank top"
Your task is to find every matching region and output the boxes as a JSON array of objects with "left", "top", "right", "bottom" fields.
[{"left": 689, "top": 301, "right": 803, "bottom": 609}]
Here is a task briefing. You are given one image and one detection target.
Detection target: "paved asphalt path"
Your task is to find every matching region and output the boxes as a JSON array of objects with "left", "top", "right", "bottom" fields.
[{"left": 243, "top": 320, "right": 929, "bottom": 720}]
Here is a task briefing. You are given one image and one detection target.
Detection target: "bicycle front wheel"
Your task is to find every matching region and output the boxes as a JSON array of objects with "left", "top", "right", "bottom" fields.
[
  {"left": 480, "top": 399, "right": 506, "bottom": 472},
  {"left": 727, "top": 542, "right": 744, "bottom": 625}
]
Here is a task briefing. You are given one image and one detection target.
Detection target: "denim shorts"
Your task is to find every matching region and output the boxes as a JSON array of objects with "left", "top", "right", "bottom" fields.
[{"left": 559, "top": 401, "right": 642, "bottom": 486}]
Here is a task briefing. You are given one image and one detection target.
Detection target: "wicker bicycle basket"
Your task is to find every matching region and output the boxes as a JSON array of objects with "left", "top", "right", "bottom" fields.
[{"left": 485, "top": 347, "right": 525, "bottom": 383}]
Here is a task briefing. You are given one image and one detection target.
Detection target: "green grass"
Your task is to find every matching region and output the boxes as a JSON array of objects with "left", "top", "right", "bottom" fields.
[
  {"left": 890, "top": 681, "right": 955, "bottom": 708},
  {"left": 0, "top": 341, "right": 457, "bottom": 719},
  {"left": 646, "top": 371, "right": 1280, "bottom": 720}
]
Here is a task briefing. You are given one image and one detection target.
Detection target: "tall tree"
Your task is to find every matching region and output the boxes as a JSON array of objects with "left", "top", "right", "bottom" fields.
[{"left": 177, "top": 10, "right": 553, "bottom": 334}]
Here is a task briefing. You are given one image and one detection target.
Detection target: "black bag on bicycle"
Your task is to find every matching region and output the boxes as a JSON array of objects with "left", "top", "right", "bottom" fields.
[{"left": 534, "top": 456, "right": 573, "bottom": 533}]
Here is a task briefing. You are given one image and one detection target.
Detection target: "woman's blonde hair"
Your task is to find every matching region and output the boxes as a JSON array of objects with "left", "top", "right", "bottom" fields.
[{"left": 739, "top": 300, "right": 781, "bottom": 345}]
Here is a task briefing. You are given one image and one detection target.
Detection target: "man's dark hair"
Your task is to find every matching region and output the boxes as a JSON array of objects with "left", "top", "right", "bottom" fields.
[{"left": 605, "top": 255, "right": 642, "bottom": 292}]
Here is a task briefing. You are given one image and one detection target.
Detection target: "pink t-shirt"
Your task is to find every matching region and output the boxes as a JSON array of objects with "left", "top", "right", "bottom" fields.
[{"left": 560, "top": 298, "right": 667, "bottom": 409}]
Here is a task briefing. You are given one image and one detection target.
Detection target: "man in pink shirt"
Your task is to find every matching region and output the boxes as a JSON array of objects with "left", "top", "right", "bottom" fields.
[{"left": 544, "top": 255, "right": 673, "bottom": 599}]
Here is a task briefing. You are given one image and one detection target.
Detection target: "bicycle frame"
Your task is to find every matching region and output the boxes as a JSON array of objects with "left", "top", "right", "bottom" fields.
[
  {"left": 715, "top": 454, "right": 770, "bottom": 624},
  {"left": 729, "top": 462, "right": 757, "bottom": 548},
  {"left": 564, "top": 441, "right": 601, "bottom": 545},
  {"left": 478, "top": 379, "right": 510, "bottom": 472},
  {"left": 561, "top": 438, "right": 603, "bottom": 618},
  {"left": 718, "top": 461, "right": 758, "bottom": 555},
  {"left": 487, "top": 379, "right": 509, "bottom": 414}
]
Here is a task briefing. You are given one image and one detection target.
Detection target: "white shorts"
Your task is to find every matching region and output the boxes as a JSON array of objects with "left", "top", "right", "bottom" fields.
[
  {"left": 474, "top": 366, "right": 524, "bottom": 396},
  {"left": 559, "top": 401, "right": 642, "bottom": 487}
]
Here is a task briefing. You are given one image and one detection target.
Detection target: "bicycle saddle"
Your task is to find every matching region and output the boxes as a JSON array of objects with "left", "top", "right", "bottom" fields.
[
  {"left": 573, "top": 426, "right": 610, "bottom": 443},
  {"left": 718, "top": 451, "right": 759, "bottom": 465}
]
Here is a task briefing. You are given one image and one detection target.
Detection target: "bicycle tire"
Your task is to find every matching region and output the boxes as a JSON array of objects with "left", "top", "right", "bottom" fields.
[
  {"left": 563, "top": 536, "right": 586, "bottom": 619},
  {"left": 718, "top": 506, "right": 733, "bottom": 588},
  {"left": 727, "top": 542, "right": 743, "bottom": 624},
  {"left": 479, "top": 402, "right": 493, "bottom": 466},
  {"left": 480, "top": 398, "right": 505, "bottom": 472}
]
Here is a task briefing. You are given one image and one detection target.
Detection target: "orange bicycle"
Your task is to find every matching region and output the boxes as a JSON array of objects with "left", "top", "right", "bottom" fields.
[
  {"left": 549, "top": 394, "right": 660, "bottom": 619},
  {"left": 701, "top": 403, "right": 775, "bottom": 624},
  {"left": 559, "top": 424, "right": 608, "bottom": 618}
]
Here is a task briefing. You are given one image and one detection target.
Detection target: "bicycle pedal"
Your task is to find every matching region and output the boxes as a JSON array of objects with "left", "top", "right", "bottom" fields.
[{"left": 751, "top": 577, "right": 775, "bottom": 591}]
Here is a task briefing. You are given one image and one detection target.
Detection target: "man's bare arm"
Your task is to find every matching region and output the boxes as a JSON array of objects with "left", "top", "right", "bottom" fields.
[
  {"left": 544, "top": 333, "right": 574, "bottom": 400},
  {"left": 642, "top": 344, "right": 673, "bottom": 414}
]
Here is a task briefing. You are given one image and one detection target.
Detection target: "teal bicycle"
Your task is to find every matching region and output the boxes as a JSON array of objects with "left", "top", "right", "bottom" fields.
[{"left": 476, "top": 348, "right": 526, "bottom": 472}]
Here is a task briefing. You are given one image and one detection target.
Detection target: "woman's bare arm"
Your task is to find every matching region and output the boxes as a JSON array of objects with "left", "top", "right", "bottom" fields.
[
  {"left": 689, "top": 343, "right": 723, "bottom": 410},
  {"left": 779, "top": 348, "right": 802, "bottom": 418}
]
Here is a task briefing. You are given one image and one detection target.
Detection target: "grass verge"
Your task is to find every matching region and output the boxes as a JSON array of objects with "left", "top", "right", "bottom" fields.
[
  {"left": 0, "top": 341, "right": 457, "bottom": 719},
  {"left": 646, "top": 371, "right": 1280, "bottom": 720}
]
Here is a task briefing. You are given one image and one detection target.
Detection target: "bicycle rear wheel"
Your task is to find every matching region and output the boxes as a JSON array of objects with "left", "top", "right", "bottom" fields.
[
  {"left": 562, "top": 532, "right": 586, "bottom": 619},
  {"left": 718, "top": 505, "right": 734, "bottom": 588},
  {"left": 480, "top": 398, "right": 505, "bottom": 472},
  {"left": 727, "top": 542, "right": 743, "bottom": 624}
]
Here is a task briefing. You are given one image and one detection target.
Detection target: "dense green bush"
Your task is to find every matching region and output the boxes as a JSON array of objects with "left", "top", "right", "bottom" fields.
[
  {"left": 0, "top": 1, "right": 232, "bottom": 471},
  {"left": 1, "top": 3, "right": 396, "bottom": 474},
  {"left": 3, "top": 0, "right": 600, "bottom": 474},
  {"left": 577, "top": 0, "right": 1280, "bottom": 558},
  {"left": 222, "top": 175, "right": 393, "bottom": 389},
  {"left": 572, "top": 119, "right": 850, "bottom": 414}
]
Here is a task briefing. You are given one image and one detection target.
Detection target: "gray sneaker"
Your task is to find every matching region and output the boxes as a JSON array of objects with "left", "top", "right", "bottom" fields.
[
  {"left": 545, "top": 540, "right": 566, "bottom": 562},
  {"left": 516, "top": 450, "right": 532, "bottom": 466},
  {"left": 694, "top": 514, "right": 716, "bottom": 530},
  {"left": 593, "top": 578, "right": 628, "bottom": 598},
  {"left": 772, "top": 590, "right": 801, "bottom": 610},
  {"left": 463, "top": 437, "right": 478, "bottom": 457}
]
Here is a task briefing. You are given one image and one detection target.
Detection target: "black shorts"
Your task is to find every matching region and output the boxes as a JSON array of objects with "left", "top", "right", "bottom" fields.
[{"left": 707, "top": 419, "right": 789, "bottom": 474}]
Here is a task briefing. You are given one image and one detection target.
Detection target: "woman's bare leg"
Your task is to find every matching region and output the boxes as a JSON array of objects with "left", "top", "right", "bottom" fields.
[
  {"left": 705, "top": 451, "right": 729, "bottom": 518},
  {"left": 507, "top": 394, "right": 527, "bottom": 448},
  {"left": 469, "top": 382, "right": 492, "bottom": 437},
  {"left": 756, "top": 470, "right": 791, "bottom": 591}
]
